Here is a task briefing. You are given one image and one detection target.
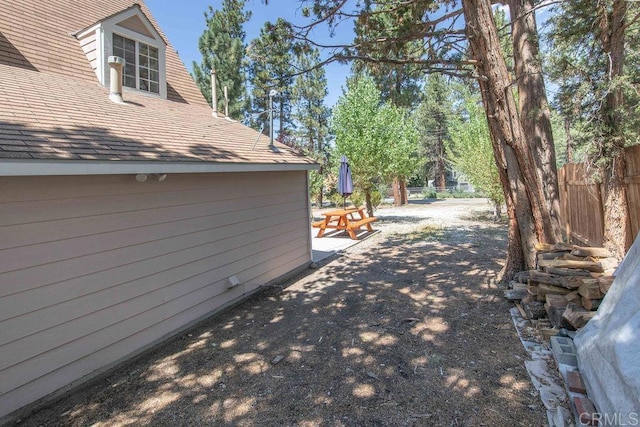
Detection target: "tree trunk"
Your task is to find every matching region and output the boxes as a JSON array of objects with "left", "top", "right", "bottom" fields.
[
  {"left": 435, "top": 135, "right": 446, "bottom": 191},
  {"left": 487, "top": 107, "right": 534, "bottom": 275},
  {"left": 462, "top": 0, "right": 558, "bottom": 273},
  {"left": 435, "top": 160, "right": 446, "bottom": 191},
  {"left": 494, "top": 200, "right": 502, "bottom": 220},
  {"left": 486, "top": 111, "right": 526, "bottom": 281},
  {"left": 365, "top": 190, "right": 374, "bottom": 218},
  {"left": 509, "top": 0, "right": 563, "bottom": 242},
  {"left": 501, "top": 187, "right": 525, "bottom": 282},
  {"left": 399, "top": 178, "right": 408, "bottom": 204},
  {"left": 599, "top": 0, "right": 630, "bottom": 259},
  {"left": 393, "top": 177, "right": 409, "bottom": 205},
  {"left": 503, "top": 144, "right": 538, "bottom": 268},
  {"left": 603, "top": 153, "right": 629, "bottom": 258},
  {"left": 393, "top": 177, "right": 401, "bottom": 206}
]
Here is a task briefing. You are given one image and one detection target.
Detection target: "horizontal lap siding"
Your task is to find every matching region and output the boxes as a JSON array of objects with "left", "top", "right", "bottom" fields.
[
  {"left": 78, "top": 32, "right": 98, "bottom": 77},
  {"left": 0, "top": 171, "right": 311, "bottom": 419}
]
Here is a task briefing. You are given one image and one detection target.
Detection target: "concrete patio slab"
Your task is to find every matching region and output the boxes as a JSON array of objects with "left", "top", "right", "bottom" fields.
[{"left": 311, "top": 228, "right": 378, "bottom": 262}]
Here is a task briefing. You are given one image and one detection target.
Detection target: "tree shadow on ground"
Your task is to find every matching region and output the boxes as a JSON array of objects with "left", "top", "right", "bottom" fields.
[
  {"left": 407, "top": 199, "right": 440, "bottom": 205},
  {"left": 18, "top": 221, "right": 546, "bottom": 427}
]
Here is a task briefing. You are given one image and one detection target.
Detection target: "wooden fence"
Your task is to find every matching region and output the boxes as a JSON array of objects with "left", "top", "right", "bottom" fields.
[{"left": 558, "top": 144, "right": 640, "bottom": 250}]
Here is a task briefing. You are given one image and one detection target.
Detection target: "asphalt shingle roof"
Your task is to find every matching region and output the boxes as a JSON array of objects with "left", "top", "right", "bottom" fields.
[{"left": 0, "top": 0, "right": 313, "bottom": 167}]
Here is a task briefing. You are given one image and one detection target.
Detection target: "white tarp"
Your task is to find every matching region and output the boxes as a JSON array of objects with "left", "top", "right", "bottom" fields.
[{"left": 574, "top": 235, "right": 640, "bottom": 425}]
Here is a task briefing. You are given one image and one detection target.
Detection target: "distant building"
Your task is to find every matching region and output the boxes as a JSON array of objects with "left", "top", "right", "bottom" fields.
[{"left": 427, "top": 167, "right": 475, "bottom": 192}]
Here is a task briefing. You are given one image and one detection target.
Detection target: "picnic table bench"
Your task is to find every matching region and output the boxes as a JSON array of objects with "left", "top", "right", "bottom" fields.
[{"left": 312, "top": 207, "right": 377, "bottom": 240}]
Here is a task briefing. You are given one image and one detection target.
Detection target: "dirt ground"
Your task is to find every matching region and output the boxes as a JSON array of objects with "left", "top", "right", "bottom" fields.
[{"left": 17, "top": 199, "right": 547, "bottom": 426}]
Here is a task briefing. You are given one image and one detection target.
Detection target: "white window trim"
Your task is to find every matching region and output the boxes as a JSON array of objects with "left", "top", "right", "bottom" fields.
[
  {"left": 113, "top": 32, "right": 161, "bottom": 94},
  {"left": 78, "top": 7, "right": 167, "bottom": 99}
]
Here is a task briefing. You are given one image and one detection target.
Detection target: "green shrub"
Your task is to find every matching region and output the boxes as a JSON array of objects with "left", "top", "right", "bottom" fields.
[
  {"left": 329, "top": 192, "right": 345, "bottom": 207},
  {"left": 370, "top": 189, "right": 382, "bottom": 208},
  {"left": 419, "top": 187, "right": 485, "bottom": 199},
  {"left": 350, "top": 191, "right": 365, "bottom": 208},
  {"left": 422, "top": 187, "right": 437, "bottom": 199},
  {"left": 377, "top": 184, "right": 389, "bottom": 199},
  {"left": 328, "top": 189, "right": 382, "bottom": 209}
]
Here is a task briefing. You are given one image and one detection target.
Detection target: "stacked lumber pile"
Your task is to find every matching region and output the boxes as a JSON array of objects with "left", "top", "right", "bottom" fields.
[{"left": 506, "top": 243, "right": 618, "bottom": 333}]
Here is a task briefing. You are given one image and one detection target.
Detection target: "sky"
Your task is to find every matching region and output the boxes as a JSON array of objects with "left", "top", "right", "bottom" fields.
[
  {"left": 143, "top": 1, "right": 560, "bottom": 110},
  {"left": 144, "top": 0, "right": 352, "bottom": 108}
]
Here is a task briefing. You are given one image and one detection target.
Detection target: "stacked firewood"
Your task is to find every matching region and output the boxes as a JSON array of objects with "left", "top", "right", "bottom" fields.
[{"left": 506, "top": 243, "right": 618, "bottom": 332}]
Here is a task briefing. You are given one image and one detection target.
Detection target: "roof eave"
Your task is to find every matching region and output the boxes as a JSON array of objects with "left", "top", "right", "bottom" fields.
[
  {"left": 0, "top": 159, "right": 320, "bottom": 176},
  {"left": 72, "top": 4, "right": 168, "bottom": 46}
]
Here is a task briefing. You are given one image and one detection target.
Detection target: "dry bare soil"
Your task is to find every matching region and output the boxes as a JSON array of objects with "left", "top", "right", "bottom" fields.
[{"left": 18, "top": 199, "right": 546, "bottom": 427}]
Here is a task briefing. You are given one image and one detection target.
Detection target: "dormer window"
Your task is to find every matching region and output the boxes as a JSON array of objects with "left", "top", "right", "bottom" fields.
[
  {"left": 113, "top": 34, "right": 160, "bottom": 94},
  {"left": 75, "top": 5, "right": 167, "bottom": 99}
]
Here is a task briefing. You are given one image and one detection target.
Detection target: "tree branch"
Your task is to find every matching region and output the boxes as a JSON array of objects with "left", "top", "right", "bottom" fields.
[{"left": 293, "top": 0, "right": 349, "bottom": 36}]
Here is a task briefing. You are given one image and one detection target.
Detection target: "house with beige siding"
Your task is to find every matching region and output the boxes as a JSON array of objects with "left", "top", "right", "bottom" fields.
[{"left": 0, "top": 1, "right": 317, "bottom": 421}]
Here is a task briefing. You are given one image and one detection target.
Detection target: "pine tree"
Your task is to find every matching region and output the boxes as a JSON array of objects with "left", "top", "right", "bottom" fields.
[
  {"left": 246, "top": 19, "right": 296, "bottom": 141},
  {"left": 192, "top": 0, "right": 251, "bottom": 120},
  {"left": 292, "top": 47, "right": 330, "bottom": 154},
  {"left": 291, "top": 47, "right": 331, "bottom": 205},
  {"left": 351, "top": 0, "right": 423, "bottom": 110},
  {"left": 546, "top": 0, "right": 640, "bottom": 258},
  {"left": 414, "top": 73, "right": 453, "bottom": 191}
]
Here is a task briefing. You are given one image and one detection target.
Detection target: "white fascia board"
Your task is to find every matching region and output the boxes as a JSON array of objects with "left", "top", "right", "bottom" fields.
[
  {"left": 110, "top": 24, "right": 160, "bottom": 48},
  {"left": 74, "top": 23, "right": 100, "bottom": 40},
  {"left": 0, "top": 160, "right": 320, "bottom": 176}
]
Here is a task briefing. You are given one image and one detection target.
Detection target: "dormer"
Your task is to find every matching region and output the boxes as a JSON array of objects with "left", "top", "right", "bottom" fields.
[{"left": 75, "top": 5, "right": 167, "bottom": 99}]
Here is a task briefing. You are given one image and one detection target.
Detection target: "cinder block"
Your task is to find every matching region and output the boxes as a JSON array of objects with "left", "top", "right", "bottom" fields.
[
  {"left": 573, "top": 396, "right": 599, "bottom": 426},
  {"left": 567, "top": 370, "right": 587, "bottom": 395},
  {"left": 550, "top": 336, "right": 578, "bottom": 367}
]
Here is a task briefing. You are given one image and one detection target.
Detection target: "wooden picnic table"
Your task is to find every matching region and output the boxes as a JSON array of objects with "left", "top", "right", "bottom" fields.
[{"left": 312, "top": 207, "right": 377, "bottom": 239}]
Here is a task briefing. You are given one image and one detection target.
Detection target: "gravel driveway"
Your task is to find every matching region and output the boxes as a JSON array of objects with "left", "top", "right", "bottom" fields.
[{"left": 17, "top": 199, "right": 547, "bottom": 426}]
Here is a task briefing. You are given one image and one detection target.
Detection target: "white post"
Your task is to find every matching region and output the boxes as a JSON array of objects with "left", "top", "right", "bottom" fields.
[
  {"left": 224, "top": 86, "right": 229, "bottom": 117},
  {"left": 211, "top": 68, "right": 218, "bottom": 117},
  {"left": 269, "top": 90, "right": 274, "bottom": 148}
]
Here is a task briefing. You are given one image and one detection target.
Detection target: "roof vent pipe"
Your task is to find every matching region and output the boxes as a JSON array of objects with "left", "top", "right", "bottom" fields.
[
  {"left": 211, "top": 68, "right": 218, "bottom": 117},
  {"left": 107, "top": 56, "right": 125, "bottom": 104}
]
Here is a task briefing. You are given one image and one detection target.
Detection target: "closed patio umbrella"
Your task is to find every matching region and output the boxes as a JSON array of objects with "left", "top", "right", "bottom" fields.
[{"left": 338, "top": 155, "right": 353, "bottom": 209}]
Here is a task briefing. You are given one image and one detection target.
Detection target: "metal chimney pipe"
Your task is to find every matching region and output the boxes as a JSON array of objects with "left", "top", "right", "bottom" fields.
[
  {"left": 107, "top": 56, "right": 125, "bottom": 103},
  {"left": 224, "top": 86, "right": 229, "bottom": 117},
  {"left": 269, "top": 90, "right": 275, "bottom": 148},
  {"left": 211, "top": 68, "right": 218, "bottom": 117}
]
